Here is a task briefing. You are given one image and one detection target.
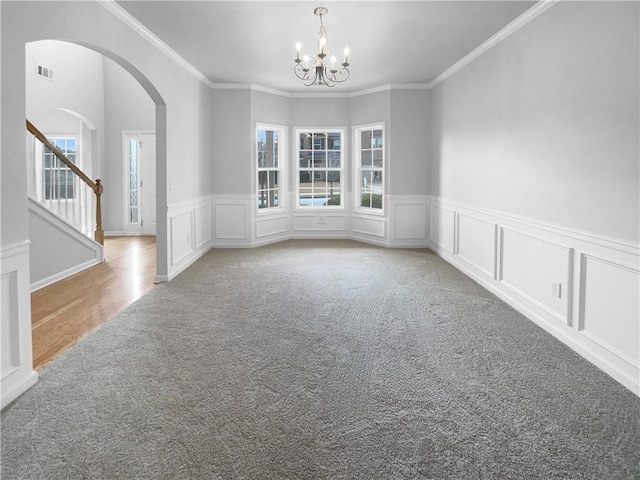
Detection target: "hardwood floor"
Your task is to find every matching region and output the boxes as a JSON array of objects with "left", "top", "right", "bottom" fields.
[{"left": 30, "top": 236, "right": 157, "bottom": 370}]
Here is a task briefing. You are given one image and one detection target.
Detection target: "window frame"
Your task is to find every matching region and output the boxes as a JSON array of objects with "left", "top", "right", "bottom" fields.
[
  {"left": 42, "top": 135, "right": 79, "bottom": 201},
  {"left": 256, "top": 123, "right": 286, "bottom": 214},
  {"left": 295, "top": 127, "right": 346, "bottom": 210},
  {"left": 354, "top": 123, "right": 385, "bottom": 214}
]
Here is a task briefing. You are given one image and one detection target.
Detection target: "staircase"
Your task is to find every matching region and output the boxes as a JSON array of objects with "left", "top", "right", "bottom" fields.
[{"left": 26, "top": 120, "right": 105, "bottom": 290}]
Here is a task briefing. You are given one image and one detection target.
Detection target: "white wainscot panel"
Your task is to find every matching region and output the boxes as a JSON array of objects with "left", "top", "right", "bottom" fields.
[
  {"left": 579, "top": 255, "right": 639, "bottom": 365},
  {"left": 170, "top": 211, "right": 194, "bottom": 266},
  {"left": 216, "top": 204, "right": 247, "bottom": 239},
  {"left": 1, "top": 243, "right": 38, "bottom": 409},
  {"left": 430, "top": 204, "right": 455, "bottom": 252},
  {"left": 394, "top": 204, "right": 426, "bottom": 240},
  {"left": 1, "top": 272, "right": 19, "bottom": 379},
  {"left": 352, "top": 216, "right": 385, "bottom": 238},
  {"left": 457, "top": 214, "right": 497, "bottom": 278},
  {"left": 500, "top": 228, "right": 572, "bottom": 324},
  {"left": 293, "top": 214, "right": 347, "bottom": 232},
  {"left": 257, "top": 215, "right": 287, "bottom": 238},
  {"left": 194, "top": 203, "right": 212, "bottom": 249}
]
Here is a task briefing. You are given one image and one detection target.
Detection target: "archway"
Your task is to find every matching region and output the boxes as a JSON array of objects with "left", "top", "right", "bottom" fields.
[{"left": 26, "top": 39, "right": 168, "bottom": 279}]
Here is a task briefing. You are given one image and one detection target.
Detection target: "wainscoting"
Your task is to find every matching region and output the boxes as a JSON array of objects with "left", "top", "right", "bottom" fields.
[
  {"left": 211, "top": 194, "right": 431, "bottom": 248},
  {"left": 429, "top": 196, "right": 640, "bottom": 395},
  {"left": 162, "top": 196, "right": 215, "bottom": 281},
  {"left": 1, "top": 242, "right": 38, "bottom": 409}
]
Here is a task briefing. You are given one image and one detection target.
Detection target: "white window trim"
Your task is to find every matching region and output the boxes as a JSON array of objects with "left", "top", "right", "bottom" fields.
[
  {"left": 294, "top": 126, "right": 346, "bottom": 210},
  {"left": 40, "top": 134, "right": 81, "bottom": 203},
  {"left": 354, "top": 122, "right": 385, "bottom": 216},
  {"left": 256, "top": 123, "right": 287, "bottom": 215}
]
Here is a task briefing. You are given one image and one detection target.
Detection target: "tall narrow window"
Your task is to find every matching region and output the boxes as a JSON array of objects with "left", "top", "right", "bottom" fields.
[
  {"left": 297, "top": 129, "right": 344, "bottom": 208},
  {"left": 128, "top": 139, "right": 139, "bottom": 223},
  {"left": 356, "top": 125, "right": 384, "bottom": 210},
  {"left": 43, "top": 137, "right": 77, "bottom": 200},
  {"left": 257, "top": 126, "right": 284, "bottom": 210}
]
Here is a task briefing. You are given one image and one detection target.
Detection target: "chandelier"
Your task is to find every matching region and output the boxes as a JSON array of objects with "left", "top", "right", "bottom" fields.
[{"left": 294, "top": 7, "right": 350, "bottom": 87}]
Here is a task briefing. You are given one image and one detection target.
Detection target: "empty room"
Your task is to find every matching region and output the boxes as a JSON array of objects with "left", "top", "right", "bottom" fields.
[{"left": 1, "top": 0, "right": 639, "bottom": 478}]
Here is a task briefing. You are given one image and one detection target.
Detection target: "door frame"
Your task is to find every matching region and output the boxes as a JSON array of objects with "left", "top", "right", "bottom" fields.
[{"left": 122, "top": 130, "right": 155, "bottom": 235}]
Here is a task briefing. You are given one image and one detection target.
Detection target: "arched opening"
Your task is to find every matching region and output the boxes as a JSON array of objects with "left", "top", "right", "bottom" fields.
[
  {"left": 25, "top": 39, "right": 168, "bottom": 368},
  {"left": 25, "top": 39, "right": 168, "bottom": 279}
]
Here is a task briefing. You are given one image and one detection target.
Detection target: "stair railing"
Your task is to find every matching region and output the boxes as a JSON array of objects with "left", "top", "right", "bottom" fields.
[{"left": 26, "top": 120, "right": 104, "bottom": 245}]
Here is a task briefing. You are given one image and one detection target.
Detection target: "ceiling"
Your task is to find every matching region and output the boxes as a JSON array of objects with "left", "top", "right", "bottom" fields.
[{"left": 116, "top": 0, "right": 537, "bottom": 93}]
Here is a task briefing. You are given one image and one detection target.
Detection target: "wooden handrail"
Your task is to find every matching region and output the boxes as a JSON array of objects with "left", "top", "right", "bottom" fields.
[{"left": 26, "top": 119, "right": 104, "bottom": 245}]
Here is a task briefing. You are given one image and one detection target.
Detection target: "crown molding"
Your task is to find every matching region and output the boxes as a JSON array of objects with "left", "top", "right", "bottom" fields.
[
  {"left": 97, "top": 0, "right": 217, "bottom": 89},
  {"left": 209, "top": 83, "right": 430, "bottom": 99},
  {"left": 99, "top": 0, "right": 558, "bottom": 96},
  {"left": 427, "top": 0, "right": 559, "bottom": 89},
  {"left": 209, "top": 84, "right": 294, "bottom": 98},
  {"left": 350, "top": 84, "right": 430, "bottom": 97}
]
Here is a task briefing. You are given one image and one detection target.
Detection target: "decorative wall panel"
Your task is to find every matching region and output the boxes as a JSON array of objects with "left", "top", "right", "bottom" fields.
[
  {"left": 352, "top": 215, "right": 385, "bottom": 238},
  {"left": 579, "top": 255, "right": 639, "bottom": 366},
  {"left": 500, "top": 228, "right": 573, "bottom": 324},
  {"left": 456, "top": 214, "right": 497, "bottom": 278}
]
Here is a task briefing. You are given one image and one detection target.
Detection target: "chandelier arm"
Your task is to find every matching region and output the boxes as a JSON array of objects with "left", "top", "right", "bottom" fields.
[
  {"left": 293, "top": 64, "right": 311, "bottom": 81},
  {"left": 331, "top": 67, "right": 350, "bottom": 83}
]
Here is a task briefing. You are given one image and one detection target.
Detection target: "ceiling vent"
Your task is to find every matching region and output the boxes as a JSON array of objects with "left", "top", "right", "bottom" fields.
[{"left": 36, "top": 64, "right": 54, "bottom": 81}]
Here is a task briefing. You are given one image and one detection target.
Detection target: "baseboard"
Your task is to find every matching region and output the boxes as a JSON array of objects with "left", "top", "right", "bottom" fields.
[
  {"left": 164, "top": 241, "right": 213, "bottom": 282},
  {"left": 1, "top": 370, "right": 38, "bottom": 410},
  {"left": 31, "top": 258, "right": 102, "bottom": 292}
]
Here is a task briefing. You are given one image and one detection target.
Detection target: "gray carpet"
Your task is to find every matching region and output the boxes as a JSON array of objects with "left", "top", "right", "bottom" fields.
[{"left": 2, "top": 240, "right": 639, "bottom": 479}]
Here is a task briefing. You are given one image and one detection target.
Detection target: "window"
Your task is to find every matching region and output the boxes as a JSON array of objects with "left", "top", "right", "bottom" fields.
[
  {"left": 356, "top": 125, "right": 384, "bottom": 210},
  {"left": 257, "top": 126, "right": 284, "bottom": 210},
  {"left": 43, "top": 137, "right": 77, "bottom": 200},
  {"left": 297, "top": 129, "right": 344, "bottom": 208},
  {"left": 128, "top": 139, "right": 139, "bottom": 223}
]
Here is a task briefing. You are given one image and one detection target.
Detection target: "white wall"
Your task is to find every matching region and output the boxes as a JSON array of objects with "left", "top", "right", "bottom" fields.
[
  {"left": 211, "top": 88, "right": 252, "bottom": 195},
  {"left": 389, "top": 89, "right": 429, "bottom": 196},
  {"left": 429, "top": 1, "right": 639, "bottom": 243},
  {"left": 28, "top": 200, "right": 103, "bottom": 290},
  {"left": 349, "top": 90, "right": 391, "bottom": 126},
  {"left": 428, "top": 1, "right": 639, "bottom": 394}
]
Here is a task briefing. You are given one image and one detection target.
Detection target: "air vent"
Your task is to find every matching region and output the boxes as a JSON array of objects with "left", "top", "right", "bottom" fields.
[{"left": 36, "top": 64, "right": 54, "bottom": 81}]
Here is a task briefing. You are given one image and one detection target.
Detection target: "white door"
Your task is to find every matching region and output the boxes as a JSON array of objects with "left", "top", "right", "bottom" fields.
[{"left": 124, "top": 132, "right": 156, "bottom": 235}]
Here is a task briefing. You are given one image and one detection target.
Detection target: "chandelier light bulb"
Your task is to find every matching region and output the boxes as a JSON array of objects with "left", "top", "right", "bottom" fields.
[{"left": 295, "top": 42, "right": 302, "bottom": 61}]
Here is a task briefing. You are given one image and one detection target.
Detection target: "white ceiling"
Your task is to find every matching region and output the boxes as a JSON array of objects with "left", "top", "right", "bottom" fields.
[{"left": 115, "top": 0, "right": 537, "bottom": 93}]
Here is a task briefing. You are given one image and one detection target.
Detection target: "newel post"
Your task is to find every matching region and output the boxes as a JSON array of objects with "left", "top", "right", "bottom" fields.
[{"left": 94, "top": 179, "right": 104, "bottom": 245}]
